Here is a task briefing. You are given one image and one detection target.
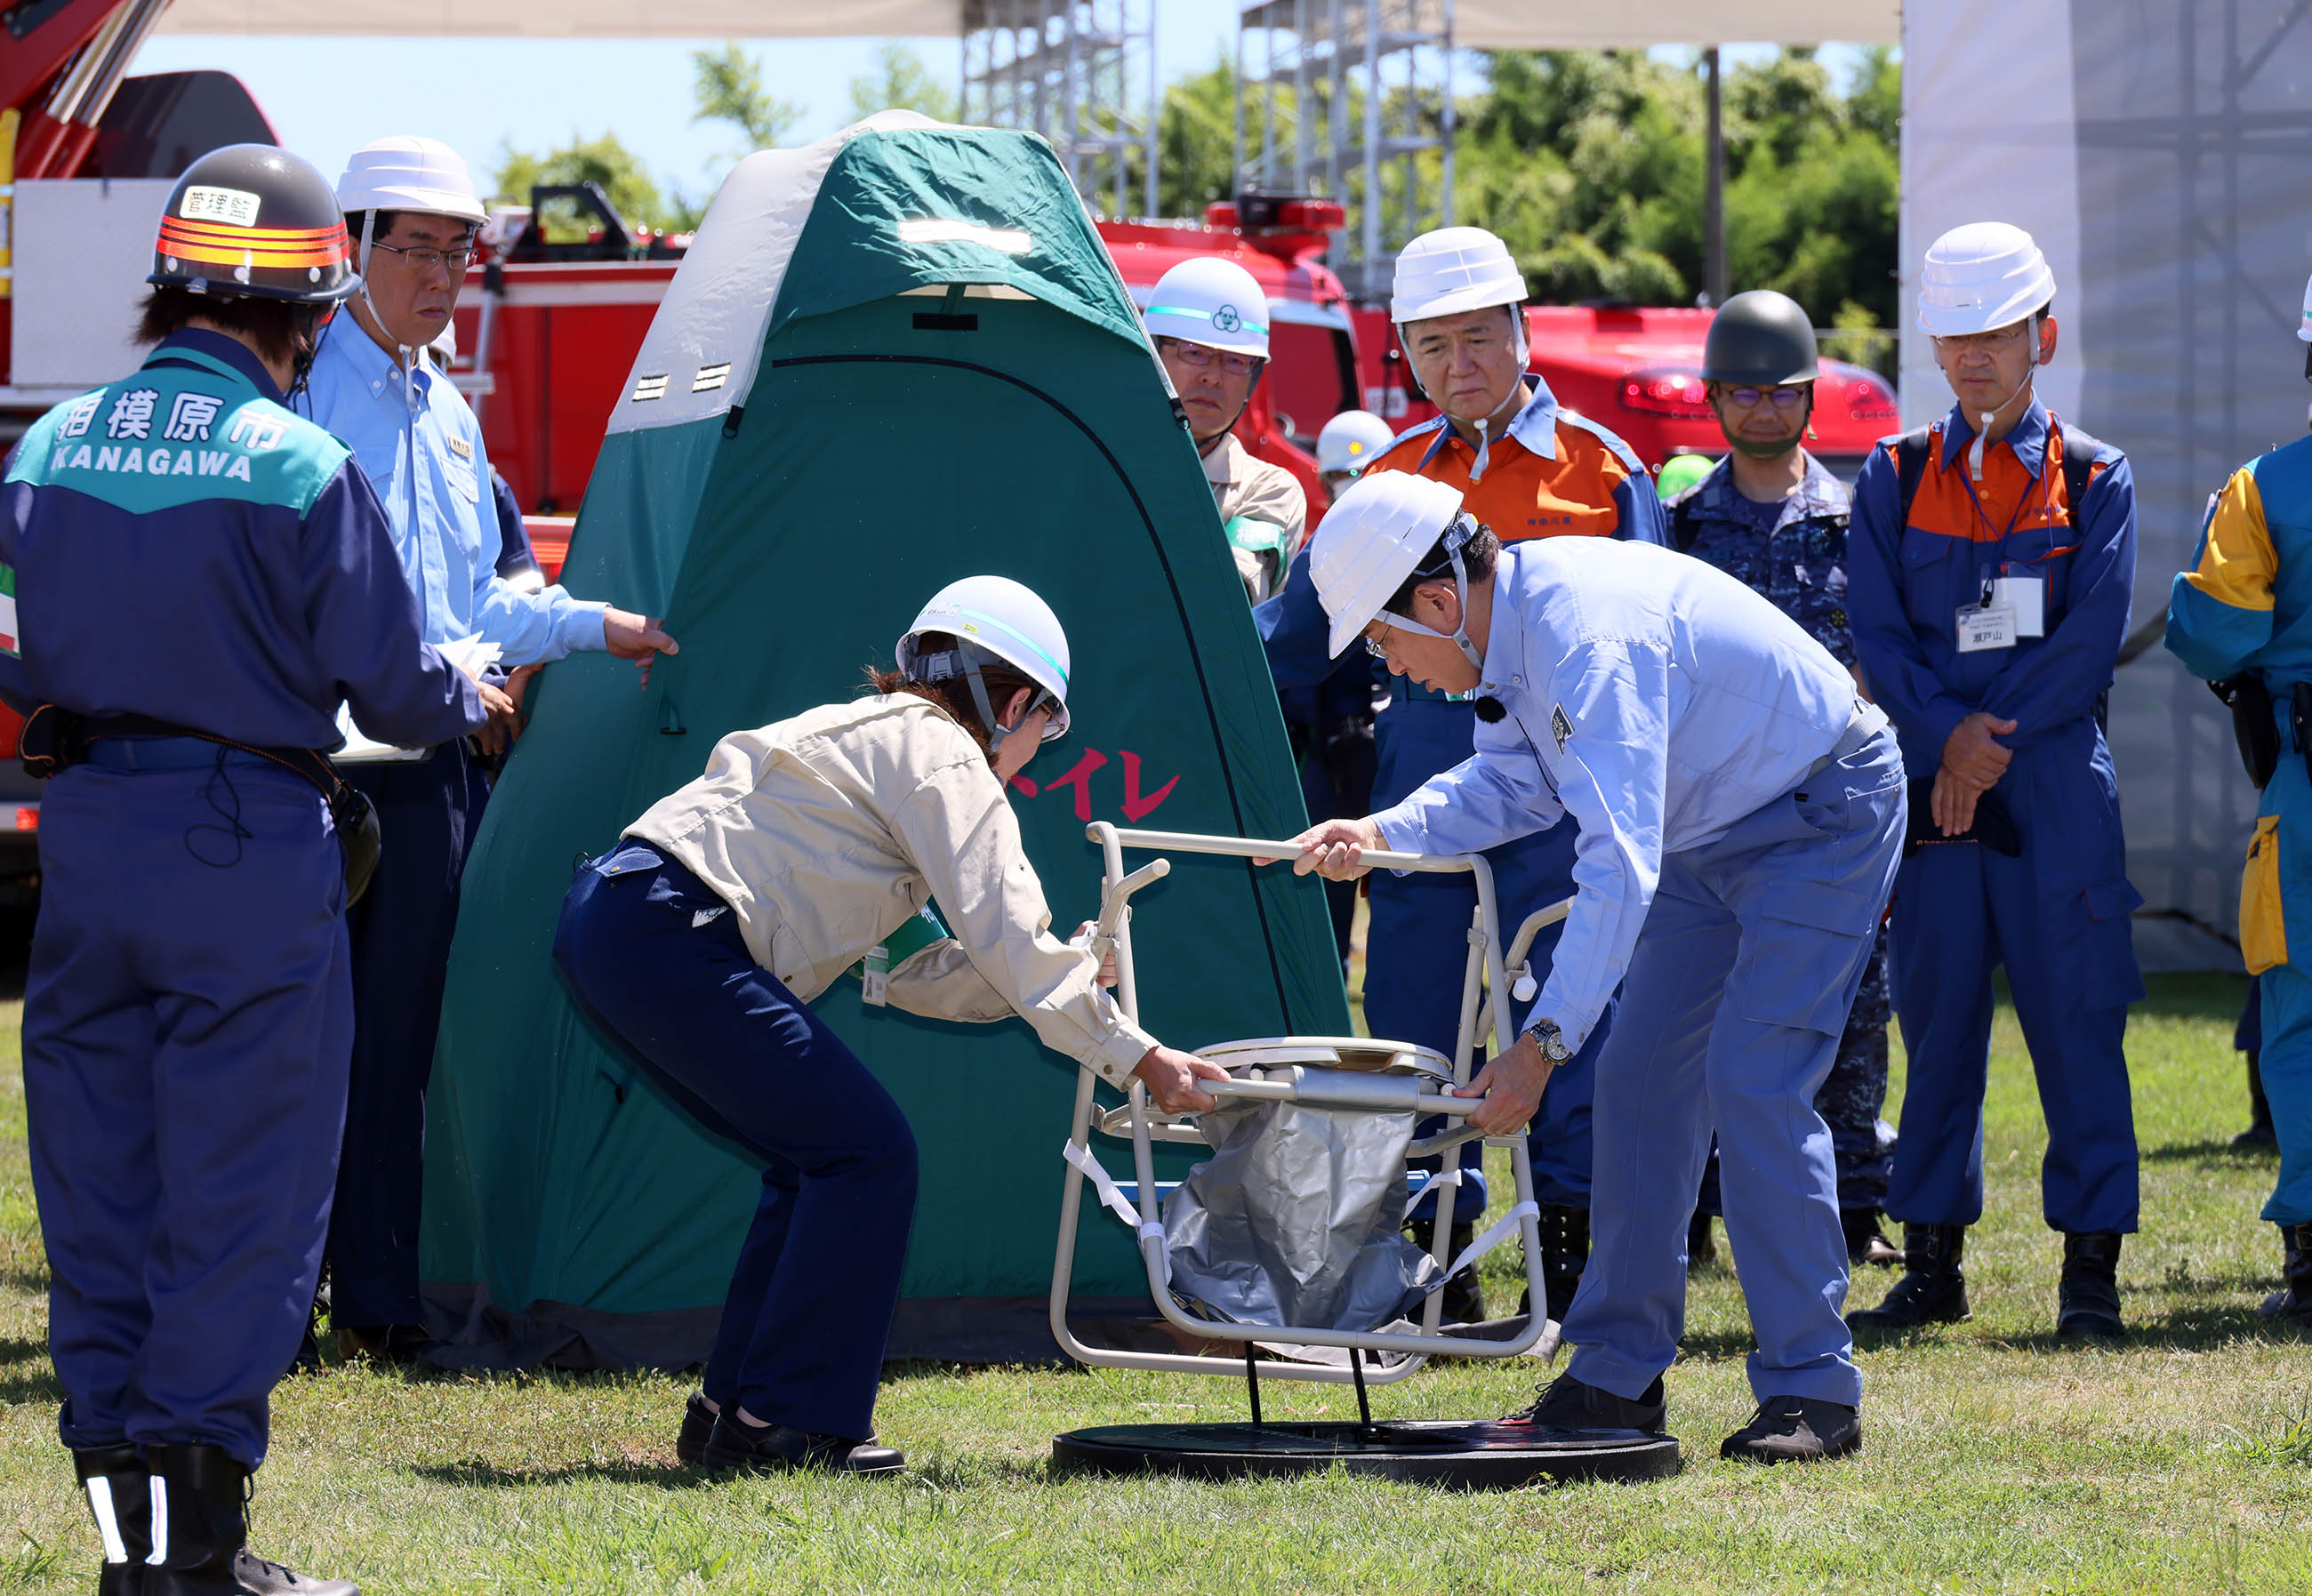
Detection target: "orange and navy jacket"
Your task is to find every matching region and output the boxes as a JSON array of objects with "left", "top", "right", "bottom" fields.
[
  {"left": 1256, "top": 376, "right": 1663, "bottom": 694},
  {"left": 2164, "top": 432, "right": 2312, "bottom": 707},
  {"left": 1846, "top": 398, "right": 2135, "bottom": 775}
]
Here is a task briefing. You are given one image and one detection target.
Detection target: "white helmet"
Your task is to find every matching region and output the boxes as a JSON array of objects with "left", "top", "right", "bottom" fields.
[
  {"left": 1142, "top": 257, "right": 1270, "bottom": 360},
  {"left": 336, "top": 135, "right": 488, "bottom": 226},
  {"left": 1316, "top": 411, "right": 1398, "bottom": 477},
  {"left": 1393, "top": 226, "right": 1528, "bottom": 335},
  {"left": 896, "top": 575, "right": 1073, "bottom": 742},
  {"left": 1308, "top": 472, "right": 1481, "bottom": 664},
  {"left": 1916, "top": 221, "right": 2056, "bottom": 337}
]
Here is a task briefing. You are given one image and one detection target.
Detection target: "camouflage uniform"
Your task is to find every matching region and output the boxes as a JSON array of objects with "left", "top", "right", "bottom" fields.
[{"left": 1673, "top": 454, "right": 1897, "bottom": 1211}]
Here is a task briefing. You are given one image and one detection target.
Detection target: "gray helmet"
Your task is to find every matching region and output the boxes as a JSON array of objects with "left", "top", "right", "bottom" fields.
[{"left": 1701, "top": 290, "right": 1818, "bottom": 386}]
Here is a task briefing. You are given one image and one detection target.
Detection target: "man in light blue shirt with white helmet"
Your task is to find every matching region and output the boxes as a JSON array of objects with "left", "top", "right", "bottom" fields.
[
  {"left": 299, "top": 134, "right": 677, "bottom": 1360},
  {"left": 1284, "top": 470, "right": 1905, "bottom": 1464}
]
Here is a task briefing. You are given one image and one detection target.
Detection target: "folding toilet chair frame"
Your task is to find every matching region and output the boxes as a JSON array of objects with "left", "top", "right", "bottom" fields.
[{"left": 1050, "top": 821, "right": 1571, "bottom": 1429}]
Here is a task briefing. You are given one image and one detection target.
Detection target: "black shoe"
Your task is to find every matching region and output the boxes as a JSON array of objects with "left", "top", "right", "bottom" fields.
[
  {"left": 334, "top": 1323, "right": 440, "bottom": 1368},
  {"left": 1849, "top": 1223, "right": 1969, "bottom": 1330},
  {"left": 142, "top": 1443, "right": 358, "bottom": 1595},
  {"left": 677, "top": 1391, "right": 718, "bottom": 1465},
  {"left": 2259, "top": 1222, "right": 2312, "bottom": 1320},
  {"left": 1842, "top": 1207, "right": 1903, "bottom": 1268},
  {"left": 1720, "top": 1395, "right": 1862, "bottom": 1464},
  {"left": 1687, "top": 1210, "right": 1717, "bottom": 1271},
  {"left": 1407, "top": 1214, "right": 1483, "bottom": 1324},
  {"left": 1505, "top": 1371, "right": 1666, "bottom": 1434},
  {"left": 74, "top": 1444, "right": 149, "bottom": 1596},
  {"left": 2236, "top": 1055, "right": 2278, "bottom": 1150},
  {"left": 285, "top": 1284, "right": 330, "bottom": 1379},
  {"left": 698, "top": 1414, "right": 903, "bottom": 1477},
  {"left": 2056, "top": 1231, "right": 2126, "bottom": 1342},
  {"left": 1536, "top": 1205, "right": 1590, "bottom": 1318}
]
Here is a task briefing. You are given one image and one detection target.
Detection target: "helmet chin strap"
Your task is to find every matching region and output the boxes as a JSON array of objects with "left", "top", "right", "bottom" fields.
[
  {"left": 1466, "top": 319, "right": 1532, "bottom": 485},
  {"left": 1964, "top": 312, "right": 2042, "bottom": 481},
  {"left": 1377, "top": 514, "right": 1486, "bottom": 671},
  {"left": 356, "top": 210, "right": 421, "bottom": 409}
]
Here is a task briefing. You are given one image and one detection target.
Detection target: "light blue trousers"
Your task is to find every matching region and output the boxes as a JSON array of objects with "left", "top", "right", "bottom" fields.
[{"left": 1562, "top": 727, "right": 1905, "bottom": 1408}]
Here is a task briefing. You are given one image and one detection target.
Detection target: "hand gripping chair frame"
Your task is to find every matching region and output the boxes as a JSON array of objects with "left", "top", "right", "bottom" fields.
[{"left": 1048, "top": 822, "right": 1561, "bottom": 1386}]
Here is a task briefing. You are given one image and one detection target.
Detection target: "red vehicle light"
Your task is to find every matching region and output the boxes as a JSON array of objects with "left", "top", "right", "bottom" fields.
[
  {"left": 1620, "top": 367, "right": 1714, "bottom": 419},
  {"left": 1844, "top": 373, "right": 1900, "bottom": 421},
  {"left": 14, "top": 807, "right": 36, "bottom": 831}
]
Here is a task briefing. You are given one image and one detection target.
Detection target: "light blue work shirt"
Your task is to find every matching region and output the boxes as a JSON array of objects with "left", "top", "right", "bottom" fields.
[
  {"left": 1371, "top": 537, "right": 1864, "bottom": 1052},
  {"left": 298, "top": 319, "right": 606, "bottom": 666}
]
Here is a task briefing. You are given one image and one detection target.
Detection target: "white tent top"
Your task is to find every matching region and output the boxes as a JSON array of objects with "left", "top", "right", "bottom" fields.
[{"left": 158, "top": 0, "right": 1898, "bottom": 44}]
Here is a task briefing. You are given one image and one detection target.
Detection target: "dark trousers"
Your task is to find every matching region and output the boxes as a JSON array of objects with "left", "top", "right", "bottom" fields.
[
  {"left": 26, "top": 758, "right": 349, "bottom": 1466},
  {"left": 328, "top": 742, "right": 488, "bottom": 1328},
  {"left": 553, "top": 843, "right": 919, "bottom": 1441}
]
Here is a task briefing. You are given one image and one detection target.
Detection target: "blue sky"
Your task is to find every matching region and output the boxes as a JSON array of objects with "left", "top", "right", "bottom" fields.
[{"left": 134, "top": 13, "right": 1861, "bottom": 209}]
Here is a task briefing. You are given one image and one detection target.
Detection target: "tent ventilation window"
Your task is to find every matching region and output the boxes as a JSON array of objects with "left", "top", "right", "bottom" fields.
[
  {"left": 630, "top": 373, "right": 669, "bottom": 402},
  {"left": 693, "top": 363, "right": 731, "bottom": 393}
]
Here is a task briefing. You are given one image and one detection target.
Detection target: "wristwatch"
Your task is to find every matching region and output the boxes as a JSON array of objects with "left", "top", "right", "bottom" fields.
[{"left": 1520, "top": 1016, "right": 1572, "bottom": 1063}]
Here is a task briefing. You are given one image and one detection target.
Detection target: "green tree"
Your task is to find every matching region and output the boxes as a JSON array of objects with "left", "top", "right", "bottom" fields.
[
  {"left": 693, "top": 42, "right": 804, "bottom": 156},
  {"left": 492, "top": 133, "right": 693, "bottom": 237},
  {"left": 847, "top": 43, "right": 959, "bottom": 124}
]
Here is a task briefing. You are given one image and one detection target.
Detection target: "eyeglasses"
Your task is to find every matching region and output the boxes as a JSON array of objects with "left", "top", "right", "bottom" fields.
[
  {"left": 1158, "top": 338, "right": 1262, "bottom": 378},
  {"left": 1932, "top": 324, "right": 2030, "bottom": 356},
  {"left": 1363, "top": 627, "right": 1400, "bottom": 662},
  {"left": 1720, "top": 384, "right": 1810, "bottom": 411},
  {"left": 370, "top": 240, "right": 476, "bottom": 272}
]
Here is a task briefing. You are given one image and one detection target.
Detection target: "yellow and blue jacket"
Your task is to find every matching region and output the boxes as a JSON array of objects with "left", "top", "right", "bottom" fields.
[{"left": 2165, "top": 432, "right": 2312, "bottom": 697}]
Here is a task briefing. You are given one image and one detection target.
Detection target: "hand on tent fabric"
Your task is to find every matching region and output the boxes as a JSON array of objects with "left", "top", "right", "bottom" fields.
[
  {"left": 1271, "top": 816, "right": 1385, "bottom": 878},
  {"left": 505, "top": 662, "right": 542, "bottom": 711},
  {"left": 1454, "top": 1033, "right": 1555, "bottom": 1136},
  {"left": 604, "top": 608, "right": 679, "bottom": 686},
  {"left": 1131, "top": 1047, "right": 1230, "bottom": 1114}
]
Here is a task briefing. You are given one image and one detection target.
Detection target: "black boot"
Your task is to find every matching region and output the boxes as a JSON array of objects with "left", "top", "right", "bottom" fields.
[
  {"left": 1848, "top": 1223, "right": 1969, "bottom": 1330},
  {"left": 1687, "top": 1210, "right": 1717, "bottom": 1271},
  {"left": 1842, "top": 1207, "right": 1903, "bottom": 1268},
  {"left": 143, "top": 1444, "right": 359, "bottom": 1596},
  {"left": 2236, "top": 1055, "right": 2278, "bottom": 1150},
  {"left": 676, "top": 1390, "right": 718, "bottom": 1465},
  {"left": 1408, "top": 1213, "right": 1483, "bottom": 1324},
  {"left": 1505, "top": 1370, "right": 1666, "bottom": 1434},
  {"left": 1535, "top": 1205, "right": 1589, "bottom": 1320},
  {"left": 2056, "top": 1231, "right": 2127, "bottom": 1342},
  {"left": 2259, "top": 1222, "right": 2312, "bottom": 1320},
  {"left": 74, "top": 1444, "right": 149, "bottom": 1596}
]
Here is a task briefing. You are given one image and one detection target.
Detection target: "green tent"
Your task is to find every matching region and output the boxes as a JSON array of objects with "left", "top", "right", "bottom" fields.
[{"left": 420, "top": 113, "right": 1351, "bottom": 1369}]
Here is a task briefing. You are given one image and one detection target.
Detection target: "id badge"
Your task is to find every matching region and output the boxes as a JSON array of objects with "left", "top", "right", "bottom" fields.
[
  {"left": 1956, "top": 604, "right": 2018, "bottom": 653},
  {"left": 1990, "top": 573, "right": 2045, "bottom": 637},
  {"left": 863, "top": 943, "right": 890, "bottom": 1007}
]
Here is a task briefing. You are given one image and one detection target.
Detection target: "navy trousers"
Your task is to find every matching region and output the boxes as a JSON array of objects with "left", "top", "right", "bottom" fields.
[
  {"left": 27, "top": 756, "right": 350, "bottom": 1467},
  {"left": 327, "top": 742, "right": 488, "bottom": 1327},
  {"left": 1563, "top": 727, "right": 1904, "bottom": 1407},
  {"left": 553, "top": 843, "right": 919, "bottom": 1441}
]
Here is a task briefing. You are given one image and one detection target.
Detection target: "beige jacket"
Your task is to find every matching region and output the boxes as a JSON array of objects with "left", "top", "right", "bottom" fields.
[
  {"left": 1202, "top": 432, "right": 1308, "bottom": 604},
  {"left": 626, "top": 694, "right": 1158, "bottom": 1086}
]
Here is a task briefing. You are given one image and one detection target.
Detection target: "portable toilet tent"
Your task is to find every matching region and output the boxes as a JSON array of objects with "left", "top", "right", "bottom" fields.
[{"left": 419, "top": 114, "right": 1352, "bottom": 1369}]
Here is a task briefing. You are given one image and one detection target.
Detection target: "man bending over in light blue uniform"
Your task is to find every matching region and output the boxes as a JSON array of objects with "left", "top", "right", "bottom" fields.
[{"left": 1284, "top": 471, "right": 1905, "bottom": 1464}]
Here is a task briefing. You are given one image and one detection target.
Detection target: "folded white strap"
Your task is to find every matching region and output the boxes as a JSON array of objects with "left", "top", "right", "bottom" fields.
[
  {"left": 1441, "top": 1199, "right": 1539, "bottom": 1283},
  {"left": 1061, "top": 1140, "right": 1170, "bottom": 1282},
  {"left": 1402, "top": 1167, "right": 1461, "bottom": 1212}
]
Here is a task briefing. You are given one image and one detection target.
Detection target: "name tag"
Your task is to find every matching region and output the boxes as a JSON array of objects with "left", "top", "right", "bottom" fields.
[
  {"left": 446, "top": 432, "right": 474, "bottom": 461},
  {"left": 1956, "top": 604, "right": 2018, "bottom": 653},
  {"left": 1991, "top": 573, "right": 2045, "bottom": 637},
  {"left": 863, "top": 943, "right": 890, "bottom": 1007}
]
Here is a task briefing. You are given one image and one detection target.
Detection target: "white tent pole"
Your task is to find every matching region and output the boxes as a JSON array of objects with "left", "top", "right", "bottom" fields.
[{"left": 1704, "top": 44, "right": 1726, "bottom": 306}]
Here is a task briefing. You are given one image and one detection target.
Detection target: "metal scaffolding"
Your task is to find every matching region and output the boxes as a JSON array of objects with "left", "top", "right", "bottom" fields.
[
  {"left": 959, "top": 0, "right": 1159, "bottom": 220},
  {"left": 1234, "top": 0, "right": 1455, "bottom": 300}
]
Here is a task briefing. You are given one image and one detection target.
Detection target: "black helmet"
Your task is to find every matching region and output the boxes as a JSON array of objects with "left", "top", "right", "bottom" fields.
[
  {"left": 1700, "top": 290, "right": 1818, "bottom": 386},
  {"left": 149, "top": 144, "right": 358, "bottom": 305}
]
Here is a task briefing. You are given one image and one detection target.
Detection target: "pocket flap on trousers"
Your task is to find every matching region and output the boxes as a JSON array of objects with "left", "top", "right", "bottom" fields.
[{"left": 2083, "top": 879, "right": 2145, "bottom": 922}]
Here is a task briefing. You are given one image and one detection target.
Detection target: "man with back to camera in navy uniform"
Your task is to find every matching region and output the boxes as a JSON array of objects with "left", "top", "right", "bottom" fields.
[
  {"left": 1664, "top": 290, "right": 1902, "bottom": 1272},
  {"left": 1, "top": 146, "right": 497, "bottom": 1593}
]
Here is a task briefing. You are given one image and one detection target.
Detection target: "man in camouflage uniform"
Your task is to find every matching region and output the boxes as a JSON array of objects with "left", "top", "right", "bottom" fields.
[{"left": 1666, "top": 290, "right": 1900, "bottom": 1269}]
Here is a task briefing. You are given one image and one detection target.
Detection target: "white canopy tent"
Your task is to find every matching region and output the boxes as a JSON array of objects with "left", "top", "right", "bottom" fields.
[{"left": 157, "top": 0, "right": 1895, "bottom": 42}]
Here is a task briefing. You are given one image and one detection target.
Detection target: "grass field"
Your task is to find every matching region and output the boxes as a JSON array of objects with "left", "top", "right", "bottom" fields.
[{"left": 3, "top": 971, "right": 2310, "bottom": 1593}]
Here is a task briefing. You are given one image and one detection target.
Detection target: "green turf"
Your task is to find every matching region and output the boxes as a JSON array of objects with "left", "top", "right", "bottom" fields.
[{"left": 4, "top": 972, "right": 2309, "bottom": 1593}]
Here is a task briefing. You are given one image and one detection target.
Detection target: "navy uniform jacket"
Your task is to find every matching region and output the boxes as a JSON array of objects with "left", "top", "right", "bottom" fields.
[
  {"left": 1669, "top": 453, "right": 1858, "bottom": 667},
  {"left": 0, "top": 330, "right": 483, "bottom": 750}
]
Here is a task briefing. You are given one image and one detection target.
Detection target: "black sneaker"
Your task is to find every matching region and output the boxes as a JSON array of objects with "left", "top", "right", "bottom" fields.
[
  {"left": 1505, "top": 1371, "right": 1666, "bottom": 1434},
  {"left": 677, "top": 1391, "right": 717, "bottom": 1465},
  {"left": 698, "top": 1414, "right": 903, "bottom": 1477},
  {"left": 1720, "top": 1395, "right": 1861, "bottom": 1464}
]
